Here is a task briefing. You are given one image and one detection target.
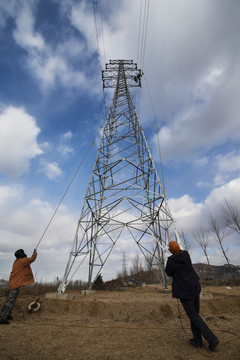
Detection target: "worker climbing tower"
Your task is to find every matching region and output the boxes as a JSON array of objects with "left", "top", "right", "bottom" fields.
[{"left": 58, "top": 60, "right": 178, "bottom": 293}]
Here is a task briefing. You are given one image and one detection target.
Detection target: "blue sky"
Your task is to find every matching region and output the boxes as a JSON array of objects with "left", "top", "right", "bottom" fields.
[{"left": 1, "top": 0, "right": 240, "bottom": 283}]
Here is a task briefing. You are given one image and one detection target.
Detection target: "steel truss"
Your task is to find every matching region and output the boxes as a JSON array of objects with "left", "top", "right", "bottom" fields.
[{"left": 58, "top": 60, "right": 176, "bottom": 293}]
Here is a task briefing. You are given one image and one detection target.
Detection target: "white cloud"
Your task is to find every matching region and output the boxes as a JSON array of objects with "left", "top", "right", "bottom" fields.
[
  {"left": 168, "top": 194, "right": 205, "bottom": 233},
  {"left": 62, "top": 131, "right": 73, "bottom": 141},
  {"left": 215, "top": 151, "right": 240, "bottom": 173},
  {"left": 205, "top": 178, "right": 240, "bottom": 214},
  {"left": 211, "top": 151, "right": 240, "bottom": 186},
  {"left": 0, "top": 1, "right": 95, "bottom": 92},
  {"left": 58, "top": 131, "right": 74, "bottom": 158},
  {"left": 134, "top": 0, "right": 240, "bottom": 163},
  {"left": 151, "top": 60, "right": 238, "bottom": 162},
  {"left": 39, "top": 161, "right": 63, "bottom": 181},
  {"left": 0, "top": 1, "right": 18, "bottom": 27},
  {"left": 195, "top": 157, "right": 209, "bottom": 167},
  {"left": 0, "top": 106, "right": 43, "bottom": 178},
  {"left": 58, "top": 145, "right": 74, "bottom": 158},
  {"left": 169, "top": 177, "right": 240, "bottom": 233},
  {"left": 13, "top": 1, "right": 44, "bottom": 50},
  {"left": 0, "top": 184, "right": 78, "bottom": 280},
  {"left": 70, "top": 1, "right": 97, "bottom": 55},
  {"left": 0, "top": 185, "right": 23, "bottom": 208}
]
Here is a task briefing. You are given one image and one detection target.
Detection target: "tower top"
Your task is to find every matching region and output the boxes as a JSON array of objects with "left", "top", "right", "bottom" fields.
[{"left": 102, "top": 59, "right": 142, "bottom": 88}]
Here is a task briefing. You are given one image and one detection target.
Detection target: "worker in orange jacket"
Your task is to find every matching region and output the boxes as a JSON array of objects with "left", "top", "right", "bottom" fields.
[{"left": 0, "top": 248, "right": 37, "bottom": 324}]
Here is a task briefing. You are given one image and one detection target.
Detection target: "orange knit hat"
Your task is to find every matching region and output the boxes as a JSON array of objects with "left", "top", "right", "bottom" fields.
[{"left": 168, "top": 241, "right": 181, "bottom": 254}]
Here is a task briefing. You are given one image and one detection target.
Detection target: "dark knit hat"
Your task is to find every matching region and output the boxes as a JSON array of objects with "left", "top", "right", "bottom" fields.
[{"left": 14, "top": 249, "right": 27, "bottom": 259}]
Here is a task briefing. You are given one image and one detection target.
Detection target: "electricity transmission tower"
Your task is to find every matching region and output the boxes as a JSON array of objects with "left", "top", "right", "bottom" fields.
[{"left": 58, "top": 60, "right": 177, "bottom": 293}]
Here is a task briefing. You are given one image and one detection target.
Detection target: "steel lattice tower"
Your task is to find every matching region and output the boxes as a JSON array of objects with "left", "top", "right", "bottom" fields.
[{"left": 58, "top": 60, "right": 177, "bottom": 293}]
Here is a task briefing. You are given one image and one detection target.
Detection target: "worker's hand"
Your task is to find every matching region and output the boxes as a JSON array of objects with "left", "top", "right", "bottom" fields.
[{"left": 33, "top": 248, "right": 37, "bottom": 255}]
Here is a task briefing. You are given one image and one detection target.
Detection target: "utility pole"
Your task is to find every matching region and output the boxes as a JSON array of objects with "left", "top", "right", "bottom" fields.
[
  {"left": 121, "top": 252, "right": 128, "bottom": 280},
  {"left": 58, "top": 60, "right": 176, "bottom": 293}
]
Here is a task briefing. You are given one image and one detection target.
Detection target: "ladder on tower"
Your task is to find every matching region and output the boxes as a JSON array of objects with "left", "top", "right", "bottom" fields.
[{"left": 57, "top": 60, "right": 177, "bottom": 293}]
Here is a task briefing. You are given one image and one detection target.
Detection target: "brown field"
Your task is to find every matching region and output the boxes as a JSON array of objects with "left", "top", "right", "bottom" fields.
[{"left": 0, "top": 285, "right": 239, "bottom": 360}]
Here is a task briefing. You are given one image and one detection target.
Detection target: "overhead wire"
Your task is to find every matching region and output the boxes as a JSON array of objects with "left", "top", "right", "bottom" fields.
[
  {"left": 92, "top": 0, "right": 108, "bottom": 119},
  {"left": 98, "top": 0, "right": 106, "bottom": 66},
  {"left": 92, "top": 0, "right": 103, "bottom": 69},
  {"left": 135, "top": 0, "right": 175, "bottom": 244},
  {"left": 139, "top": 0, "right": 150, "bottom": 72},
  {"left": 135, "top": 0, "right": 150, "bottom": 121},
  {"left": 136, "top": 0, "right": 143, "bottom": 66}
]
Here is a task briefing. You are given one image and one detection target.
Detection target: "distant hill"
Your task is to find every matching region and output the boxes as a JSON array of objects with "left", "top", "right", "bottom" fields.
[
  {"left": 193, "top": 263, "right": 240, "bottom": 281},
  {"left": 117, "top": 263, "right": 240, "bottom": 286}
]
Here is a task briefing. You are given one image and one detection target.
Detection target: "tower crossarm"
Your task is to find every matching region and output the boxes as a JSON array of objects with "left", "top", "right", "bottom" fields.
[{"left": 102, "top": 59, "right": 142, "bottom": 88}]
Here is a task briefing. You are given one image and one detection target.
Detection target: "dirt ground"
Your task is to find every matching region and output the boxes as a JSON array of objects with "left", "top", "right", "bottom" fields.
[{"left": 0, "top": 285, "right": 239, "bottom": 360}]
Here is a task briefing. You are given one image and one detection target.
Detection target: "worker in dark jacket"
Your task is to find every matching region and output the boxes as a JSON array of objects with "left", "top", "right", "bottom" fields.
[
  {"left": 0, "top": 248, "right": 37, "bottom": 325},
  {"left": 165, "top": 241, "right": 218, "bottom": 351}
]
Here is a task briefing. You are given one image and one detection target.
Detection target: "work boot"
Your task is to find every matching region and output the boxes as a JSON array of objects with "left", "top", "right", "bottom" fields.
[
  {"left": 189, "top": 338, "right": 203, "bottom": 348},
  {"left": 0, "top": 319, "right": 10, "bottom": 325},
  {"left": 209, "top": 338, "right": 219, "bottom": 351}
]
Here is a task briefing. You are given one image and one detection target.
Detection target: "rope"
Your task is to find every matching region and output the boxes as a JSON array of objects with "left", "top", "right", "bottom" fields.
[
  {"left": 143, "top": 74, "right": 170, "bottom": 243},
  {"left": 19, "top": 320, "right": 240, "bottom": 341},
  {"left": 19, "top": 322, "right": 185, "bottom": 331},
  {"left": 35, "top": 113, "right": 107, "bottom": 250},
  {"left": 36, "top": 1, "right": 109, "bottom": 250},
  {"left": 177, "top": 299, "right": 213, "bottom": 358},
  {"left": 35, "top": 140, "right": 96, "bottom": 249},
  {"left": 176, "top": 298, "right": 240, "bottom": 357}
]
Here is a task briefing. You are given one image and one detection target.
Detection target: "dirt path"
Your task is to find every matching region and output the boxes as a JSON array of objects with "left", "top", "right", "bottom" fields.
[{"left": 0, "top": 286, "right": 239, "bottom": 359}]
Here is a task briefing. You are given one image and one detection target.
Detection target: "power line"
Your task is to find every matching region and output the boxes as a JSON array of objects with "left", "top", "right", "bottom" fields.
[
  {"left": 98, "top": 0, "right": 106, "bottom": 66},
  {"left": 137, "top": 0, "right": 150, "bottom": 72},
  {"left": 136, "top": 0, "right": 143, "bottom": 66},
  {"left": 135, "top": 0, "right": 150, "bottom": 120},
  {"left": 92, "top": 0, "right": 103, "bottom": 69},
  {"left": 92, "top": 0, "right": 108, "bottom": 119},
  {"left": 141, "top": 0, "right": 150, "bottom": 71}
]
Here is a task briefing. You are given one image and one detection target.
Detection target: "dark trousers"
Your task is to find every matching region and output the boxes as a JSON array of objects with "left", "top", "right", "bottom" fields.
[
  {"left": 180, "top": 296, "right": 217, "bottom": 345},
  {"left": 0, "top": 288, "right": 20, "bottom": 321}
]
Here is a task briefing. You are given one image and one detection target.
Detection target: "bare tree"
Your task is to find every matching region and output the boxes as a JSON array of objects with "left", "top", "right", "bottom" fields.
[
  {"left": 130, "top": 253, "right": 143, "bottom": 275},
  {"left": 193, "top": 227, "right": 210, "bottom": 265},
  {"left": 144, "top": 252, "right": 153, "bottom": 272},
  {"left": 180, "top": 229, "right": 193, "bottom": 252},
  {"left": 222, "top": 199, "right": 240, "bottom": 236},
  {"left": 209, "top": 213, "right": 235, "bottom": 281}
]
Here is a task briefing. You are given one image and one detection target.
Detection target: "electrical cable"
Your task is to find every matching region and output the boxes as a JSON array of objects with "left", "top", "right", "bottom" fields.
[
  {"left": 92, "top": 0, "right": 103, "bottom": 69},
  {"left": 99, "top": 0, "right": 106, "bottom": 66},
  {"left": 140, "top": 0, "right": 150, "bottom": 72},
  {"left": 136, "top": 0, "right": 143, "bottom": 66},
  {"left": 92, "top": 0, "right": 108, "bottom": 119},
  {"left": 135, "top": 0, "right": 150, "bottom": 142}
]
